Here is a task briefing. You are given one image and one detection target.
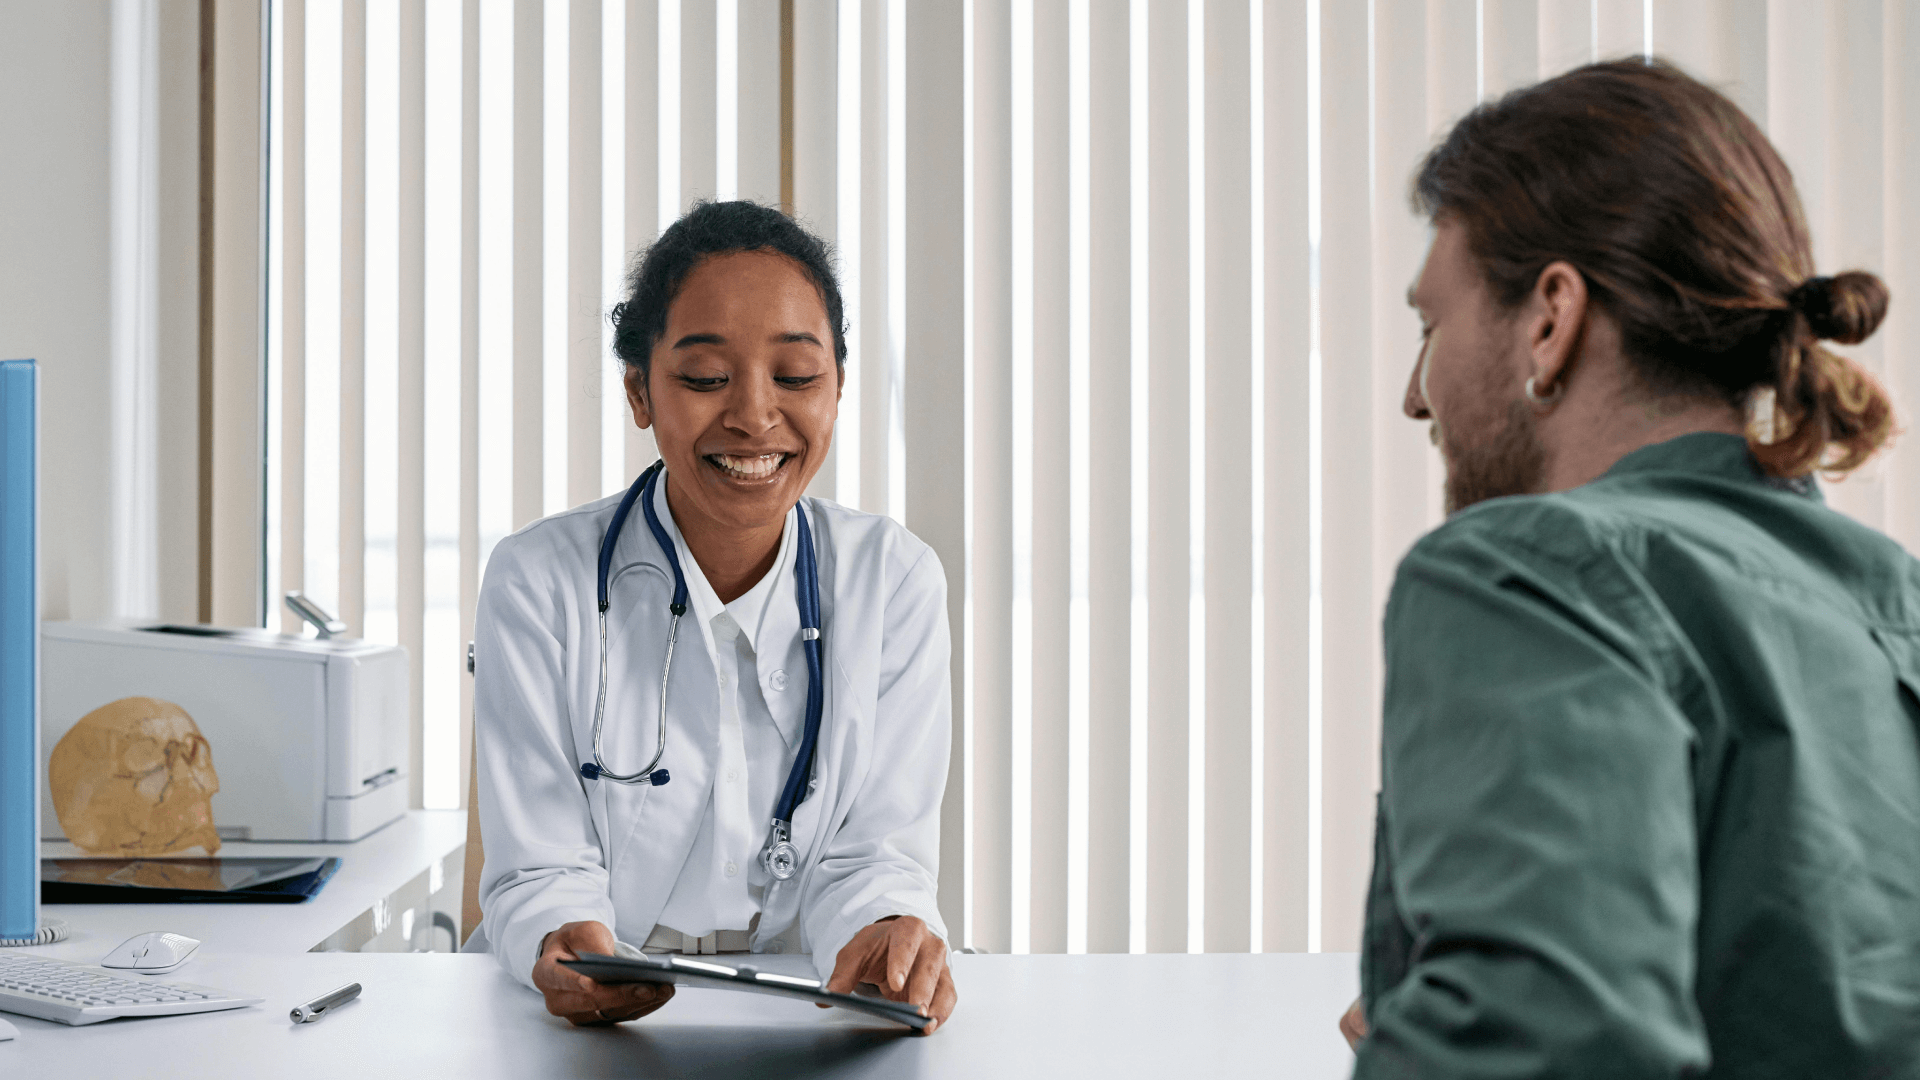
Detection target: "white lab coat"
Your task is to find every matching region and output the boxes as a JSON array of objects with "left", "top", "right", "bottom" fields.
[{"left": 466, "top": 487, "right": 952, "bottom": 990}]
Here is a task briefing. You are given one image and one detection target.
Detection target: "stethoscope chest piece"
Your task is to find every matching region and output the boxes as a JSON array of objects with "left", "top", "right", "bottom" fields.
[{"left": 764, "top": 839, "right": 798, "bottom": 881}]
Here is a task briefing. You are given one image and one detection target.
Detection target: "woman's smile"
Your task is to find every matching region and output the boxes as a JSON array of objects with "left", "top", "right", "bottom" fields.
[{"left": 706, "top": 451, "right": 795, "bottom": 483}]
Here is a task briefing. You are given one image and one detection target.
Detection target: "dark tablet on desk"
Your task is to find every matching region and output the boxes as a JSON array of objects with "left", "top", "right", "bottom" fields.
[
  {"left": 41, "top": 856, "right": 341, "bottom": 903},
  {"left": 560, "top": 952, "right": 930, "bottom": 1031}
]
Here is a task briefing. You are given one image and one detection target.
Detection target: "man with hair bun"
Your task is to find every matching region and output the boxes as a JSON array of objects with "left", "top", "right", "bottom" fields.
[{"left": 1343, "top": 58, "right": 1920, "bottom": 1077}]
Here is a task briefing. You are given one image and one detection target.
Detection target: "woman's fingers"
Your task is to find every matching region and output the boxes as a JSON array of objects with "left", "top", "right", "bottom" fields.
[
  {"left": 903, "top": 939, "right": 943, "bottom": 1008},
  {"left": 534, "top": 921, "right": 677, "bottom": 1025},
  {"left": 823, "top": 934, "right": 872, "bottom": 997},
  {"left": 915, "top": 969, "right": 958, "bottom": 1035},
  {"left": 885, "top": 926, "right": 916, "bottom": 994}
]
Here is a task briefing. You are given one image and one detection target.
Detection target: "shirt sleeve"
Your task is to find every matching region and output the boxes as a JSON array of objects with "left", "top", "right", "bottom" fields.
[
  {"left": 472, "top": 534, "right": 617, "bottom": 990},
  {"left": 1355, "top": 523, "right": 1711, "bottom": 1078},
  {"left": 801, "top": 546, "right": 953, "bottom": 981}
]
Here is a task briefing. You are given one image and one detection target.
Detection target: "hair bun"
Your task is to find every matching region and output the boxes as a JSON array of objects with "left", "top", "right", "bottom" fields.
[{"left": 1790, "top": 270, "right": 1889, "bottom": 345}]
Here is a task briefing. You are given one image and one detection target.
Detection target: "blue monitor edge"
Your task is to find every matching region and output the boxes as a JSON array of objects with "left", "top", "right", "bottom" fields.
[{"left": 0, "top": 359, "right": 39, "bottom": 941}]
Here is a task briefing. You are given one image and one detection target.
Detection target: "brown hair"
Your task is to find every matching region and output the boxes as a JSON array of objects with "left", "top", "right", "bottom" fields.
[{"left": 1412, "top": 58, "right": 1894, "bottom": 477}]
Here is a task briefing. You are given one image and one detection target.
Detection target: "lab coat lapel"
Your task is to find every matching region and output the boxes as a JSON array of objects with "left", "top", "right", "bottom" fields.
[
  {"left": 597, "top": 496, "right": 724, "bottom": 922},
  {"left": 789, "top": 503, "right": 853, "bottom": 879}
]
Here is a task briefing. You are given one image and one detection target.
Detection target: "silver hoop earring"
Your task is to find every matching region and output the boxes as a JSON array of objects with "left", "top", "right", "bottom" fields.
[{"left": 1524, "top": 376, "right": 1564, "bottom": 408}]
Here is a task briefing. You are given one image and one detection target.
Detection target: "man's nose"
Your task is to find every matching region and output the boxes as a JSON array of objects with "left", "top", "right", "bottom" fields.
[{"left": 1404, "top": 354, "right": 1431, "bottom": 420}]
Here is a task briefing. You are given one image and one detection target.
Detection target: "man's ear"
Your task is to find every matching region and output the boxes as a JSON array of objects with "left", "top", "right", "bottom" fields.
[
  {"left": 625, "top": 363, "right": 654, "bottom": 430},
  {"left": 1527, "top": 260, "right": 1588, "bottom": 396}
]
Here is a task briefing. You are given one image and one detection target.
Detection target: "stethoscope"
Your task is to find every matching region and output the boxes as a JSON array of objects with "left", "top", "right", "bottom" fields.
[{"left": 579, "top": 460, "right": 826, "bottom": 882}]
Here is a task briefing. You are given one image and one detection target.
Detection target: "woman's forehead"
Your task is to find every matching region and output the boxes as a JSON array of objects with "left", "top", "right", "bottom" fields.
[{"left": 668, "top": 250, "right": 830, "bottom": 329}]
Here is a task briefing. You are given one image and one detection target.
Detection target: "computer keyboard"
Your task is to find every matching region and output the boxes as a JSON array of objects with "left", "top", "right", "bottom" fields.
[{"left": 0, "top": 952, "right": 262, "bottom": 1026}]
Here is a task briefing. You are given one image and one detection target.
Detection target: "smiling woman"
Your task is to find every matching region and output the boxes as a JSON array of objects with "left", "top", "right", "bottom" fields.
[
  {"left": 610, "top": 204, "right": 846, "bottom": 602},
  {"left": 469, "top": 200, "right": 958, "bottom": 1035}
]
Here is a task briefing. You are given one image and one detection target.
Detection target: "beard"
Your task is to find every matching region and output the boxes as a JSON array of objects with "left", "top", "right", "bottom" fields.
[{"left": 1440, "top": 393, "right": 1547, "bottom": 515}]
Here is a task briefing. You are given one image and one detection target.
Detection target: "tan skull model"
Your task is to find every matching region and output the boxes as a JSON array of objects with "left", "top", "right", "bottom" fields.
[{"left": 48, "top": 696, "right": 222, "bottom": 856}]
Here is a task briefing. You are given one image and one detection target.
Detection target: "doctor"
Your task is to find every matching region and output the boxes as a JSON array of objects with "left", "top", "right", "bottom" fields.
[{"left": 469, "top": 200, "right": 956, "bottom": 1032}]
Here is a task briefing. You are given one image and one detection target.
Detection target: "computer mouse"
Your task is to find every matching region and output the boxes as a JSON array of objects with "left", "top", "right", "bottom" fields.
[
  {"left": 0, "top": 1014, "right": 16, "bottom": 1040},
  {"left": 102, "top": 931, "right": 201, "bottom": 973}
]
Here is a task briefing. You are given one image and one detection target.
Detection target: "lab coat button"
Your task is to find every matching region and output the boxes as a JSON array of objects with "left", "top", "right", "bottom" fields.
[
  {"left": 770, "top": 669, "right": 788, "bottom": 692},
  {"left": 726, "top": 769, "right": 737, "bottom": 782},
  {"left": 725, "top": 861, "right": 738, "bottom": 878}
]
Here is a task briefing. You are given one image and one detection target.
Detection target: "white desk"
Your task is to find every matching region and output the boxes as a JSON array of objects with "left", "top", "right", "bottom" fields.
[
  {"left": 36, "top": 810, "right": 467, "bottom": 960},
  {"left": 0, "top": 952, "right": 1360, "bottom": 1078}
]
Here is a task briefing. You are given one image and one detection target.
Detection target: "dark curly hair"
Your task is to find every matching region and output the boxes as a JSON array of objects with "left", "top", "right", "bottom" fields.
[{"left": 609, "top": 200, "right": 847, "bottom": 386}]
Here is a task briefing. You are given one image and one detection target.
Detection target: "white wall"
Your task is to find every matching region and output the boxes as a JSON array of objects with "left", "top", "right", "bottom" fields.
[{"left": 0, "top": 1, "right": 201, "bottom": 624}]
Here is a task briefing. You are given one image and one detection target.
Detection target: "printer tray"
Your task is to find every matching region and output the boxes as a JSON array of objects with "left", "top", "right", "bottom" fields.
[
  {"left": 561, "top": 952, "right": 930, "bottom": 1031},
  {"left": 41, "top": 857, "right": 342, "bottom": 904}
]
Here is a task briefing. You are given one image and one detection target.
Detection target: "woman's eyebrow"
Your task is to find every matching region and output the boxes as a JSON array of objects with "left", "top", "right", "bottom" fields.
[
  {"left": 672, "top": 332, "right": 725, "bottom": 349},
  {"left": 775, "top": 331, "right": 824, "bottom": 346}
]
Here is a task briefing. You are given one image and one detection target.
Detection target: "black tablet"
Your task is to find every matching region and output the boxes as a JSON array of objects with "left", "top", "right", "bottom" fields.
[{"left": 560, "top": 951, "right": 930, "bottom": 1031}]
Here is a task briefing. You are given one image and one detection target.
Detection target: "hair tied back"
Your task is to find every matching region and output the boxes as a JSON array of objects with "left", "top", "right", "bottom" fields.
[{"left": 1788, "top": 271, "right": 1889, "bottom": 345}]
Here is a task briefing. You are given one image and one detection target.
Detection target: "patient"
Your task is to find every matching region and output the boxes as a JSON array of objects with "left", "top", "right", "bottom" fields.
[{"left": 1344, "top": 60, "right": 1920, "bottom": 1076}]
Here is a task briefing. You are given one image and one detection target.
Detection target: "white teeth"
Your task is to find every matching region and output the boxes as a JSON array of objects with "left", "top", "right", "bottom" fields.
[{"left": 712, "top": 453, "right": 786, "bottom": 480}]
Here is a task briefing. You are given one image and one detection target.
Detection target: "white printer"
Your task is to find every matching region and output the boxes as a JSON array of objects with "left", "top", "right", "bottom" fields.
[{"left": 39, "top": 620, "right": 410, "bottom": 842}]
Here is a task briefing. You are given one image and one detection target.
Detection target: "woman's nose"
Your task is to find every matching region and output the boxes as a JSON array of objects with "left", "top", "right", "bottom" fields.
[{"left": 722, "top": 375, "right": 780, "bottom": 434}]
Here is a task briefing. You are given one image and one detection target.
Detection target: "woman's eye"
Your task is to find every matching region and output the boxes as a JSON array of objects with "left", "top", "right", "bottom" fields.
[
  {"left": 776, "top": 375, "right": 822, "bottom": 388},
  {"left": 677, "top": 375, "right": 726, "bottom": 390}
]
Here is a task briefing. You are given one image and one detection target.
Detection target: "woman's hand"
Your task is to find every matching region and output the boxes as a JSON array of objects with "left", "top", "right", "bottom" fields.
[
  {"left": 822, "top": 915, "right": 957, "bottom": 1034},
  {"left": 532, "top": 920, "right": 675, "bottom": 1026},
  {"left": 1339, "top": 996, "right": 1369, "bottom": 1050}
]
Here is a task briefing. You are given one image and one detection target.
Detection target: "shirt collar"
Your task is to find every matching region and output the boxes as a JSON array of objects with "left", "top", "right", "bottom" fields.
[
  {"left": 1598, "top": 431, "right": 1823, "bottom": 500},
  {"left": 651, "top": 473, "right": 796, "bottom": 653}
]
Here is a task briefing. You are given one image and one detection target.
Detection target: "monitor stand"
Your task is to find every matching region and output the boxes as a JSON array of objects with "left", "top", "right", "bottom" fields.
[{"left": 0, "top": 918, "right": 68, "bottom": 948}]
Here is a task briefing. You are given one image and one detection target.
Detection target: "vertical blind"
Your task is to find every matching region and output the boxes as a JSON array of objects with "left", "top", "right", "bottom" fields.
[{"left": 259, "top": 0, "right": 1920, "bottom": 955}]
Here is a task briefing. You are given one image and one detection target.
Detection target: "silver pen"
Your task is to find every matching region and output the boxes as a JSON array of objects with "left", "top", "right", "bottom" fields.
[{"left": 290, "top": 982, "right": 362, "bottom": 1024}]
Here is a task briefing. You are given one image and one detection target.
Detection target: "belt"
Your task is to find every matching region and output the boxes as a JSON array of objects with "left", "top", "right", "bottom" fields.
[{"left": 643, "top": 925, "right": 753, "bottom": 955}]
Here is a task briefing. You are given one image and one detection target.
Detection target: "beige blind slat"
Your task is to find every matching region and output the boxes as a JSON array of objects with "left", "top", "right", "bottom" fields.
[
  {"left": 1594, "top": 0, "right": 1645, "bottom": 58},
  {"left": 339, "top": 0, "right": 367, "bottom": 633},
  {"left": 397, "top": 0, "right": 427, "bottom": 811},
  {"left": 1083, "top": 0, "right": 1133, "bottom": 956},
  {"left": 737, "top": 0, "right": 782, "bottom": 205},
  {"left": 274, "top": 0, "right": 308, "bottom": 636},
  {"left": 792, "top": 0, "right": 836, "bottom": 503},
  {"left": 1538, "top": 0, "right": 1593, "bottom": 74},
  {"left": 1481, "top": 0, "right": 1538, "bottom": 97},
  {"left": 1316, "top": 0, "right": 1376, "bottom": 955},
  {"left": 964, "top": 0, "right": 1014, "bottom": 956},
  {"left": 1198, "top": 0, "right": 1254, "bottom": 956},
  {"left": 1140, "top": 0, "right": 1190, "bottom": 956},
  {"left": 568, "top": 0, "right": 603, "bottom": 508},
  {"left": 1024, "top": 0, "right": 1071, "bottom": 959},
  {"left": 1812, "top": 1, "right": 1887, "bottom": 529},
  {"left": 900, "top": 0, "right": 968, "bottom": 961},
  {"left": 511, "top": 0, "right": 542, "bottom": 531},
  {"left": 1887, "top": 2, "right": 1920, "bottom": 556},
  {"left": 621, "top": 0, "right": 658, "bottom": 482},
  {"left": 1258, "top": 0, "right": 1312, "bottom": 954}
]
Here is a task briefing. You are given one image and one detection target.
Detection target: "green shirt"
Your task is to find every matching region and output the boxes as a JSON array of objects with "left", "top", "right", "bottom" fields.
[{"left": 1358, "top": 433, "right": 1920, "bottom": 1078}]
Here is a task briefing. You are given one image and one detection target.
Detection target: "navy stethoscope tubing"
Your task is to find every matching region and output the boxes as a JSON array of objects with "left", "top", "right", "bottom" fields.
[{"left": 579, "top": 460, "right": 826, "bottom": 881}]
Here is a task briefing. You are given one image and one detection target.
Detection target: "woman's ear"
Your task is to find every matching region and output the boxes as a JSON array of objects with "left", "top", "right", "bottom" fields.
[
  {"left": 625, "top": 364, "right": 654, "bottom": 430},
  {"left": 1527, "top": 260, "right": 1588, "bottom": 395}
]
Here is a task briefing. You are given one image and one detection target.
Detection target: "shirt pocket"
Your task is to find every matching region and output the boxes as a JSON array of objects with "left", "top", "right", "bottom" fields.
[{"left": 1869, "top": 627, "right": 1920, "bottom": 720}]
